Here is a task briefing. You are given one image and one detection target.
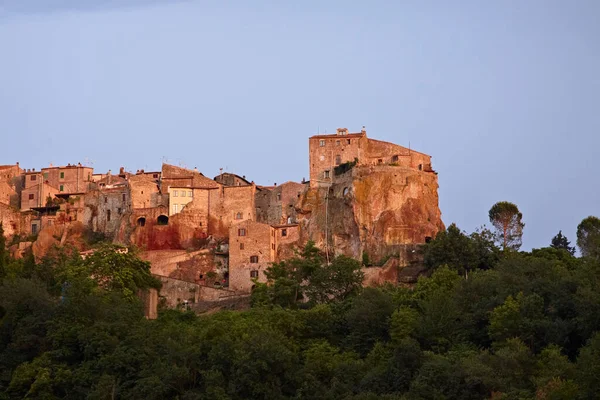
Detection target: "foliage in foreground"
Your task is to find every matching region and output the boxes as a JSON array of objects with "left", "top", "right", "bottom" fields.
[{"left": 1, "top": 230, "right": 600, "bottom": 399}]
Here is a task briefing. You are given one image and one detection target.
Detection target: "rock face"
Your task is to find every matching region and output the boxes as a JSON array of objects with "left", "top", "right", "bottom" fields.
[{"left": 297, "top": 165, "right": 443, "bottom": 262}]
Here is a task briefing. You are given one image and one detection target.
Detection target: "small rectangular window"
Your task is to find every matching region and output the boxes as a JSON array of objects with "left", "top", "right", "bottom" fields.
[
  {"left": 174, "top": 204, "right": 178, "bottom": 213},
  {"left": 60, "top": 185, "right": 64, "bottom": 192},
  {"left": 60, "top": 172, "right": 64, "bottom": 179},
  {"left": 107, "top": 210, "right": 111, "bottom": 221},
  {"left": 250, "top": 270, "right": 259, "bottom": 278},
  {"left": 174, "top": 190, "right": 178, "bottom": 197},
  {"left": 104, "top": 196, "right": 107, "bottom": 203},
  {"left": 117, "top": 208, "right": 122, "bottom": 214},
  {"left": 250, "top": 256, "right": 258, "bottom": 263},
  {"left": 319, "top": 139, "right": 325, "bottom": 147},
  {"left": 188, "top": 191, "right": 192, "bottom": 197},
  {"left": 28, "top": 194, "right": 34, "bottom": 200},
  {"left": 282, "top": 229, "right": 287, "bottom": 237},
  {"left": 336, "top": 140, "right": 340, "bottom": 146},
  {"left": 324, "top": 170, "right": 330, "bottom": 179},
  {"left": 43, "top": 173, "right": 48, "bottom": 180},
  {"left": 31, "top": 175, "right": 36, "bottom": 181},
  {"left": 122, "top": 193, "right": 126, "bottom": 202},
  {"left": 347, "top": 139, "right": 351, "bottom": 144},
  {"left": 240, "top": 243, "right": 244, "bottom": 250},
  {"left": 181, "top": 191, "right": 186, "bottom": 197},
  {"left": 238, "top": 228, "right": 246, "bottom": 236}
]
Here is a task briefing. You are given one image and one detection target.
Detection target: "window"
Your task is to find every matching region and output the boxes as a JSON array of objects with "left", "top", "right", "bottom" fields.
[
  {"left": 418, "top": 164, "right": 423, "bottom": 171},
  {"left": 250, "top": 270, "right": 259, "bottom": 278},
  {"left": 60, "top": 172, "right": 64, "bottom": 179},
  {"left": 174, "top": 190, "right": 178, "bottom": 197},
  {"left": 122, "top": 193, "right": 126, "bottom": 202},
  {"left": 153, "top": 174, "right": 159, "bottom": 179},
  {"left": 107, "top": 210, "right": 111, "bottom": 222},
  {"left": 173, "top": 204, "right": 178, "bottom": 213},
  {"left": 104, "top": 196, "right": 107, "bottom": 203},
  {"left": 137, "top": 217, "right": 146, "bottom": 227},
  {"left": 28, "top": 194, "right": 34, "bottom": 200},
  {"left": 157, "top": 215, "right": 169, "bottom": 225},
  {"left": 31, "top": 175, "right": 36, "bottom": 181},
  {"left": 276, "top": 193, "right": 281, "bottom": 201},
  {"left": 335, "top": 155, "right": 341, "bottom": 165},
  {"left": 319, "top": 139, "right": 325, "bottom": 147},
  {"left": 31, "top": 224, "right": 38, "bottom": 235},
  {"left": 235, "top": 212, "right": 243, "bottom": 220},
  {"left": 282, "top": 229, "right": 287, "bottom": 237},
  {"left": 336, "top": 140, "right": 340, "bottom": 146},
  {"left": 181, "top": 191, "right": 186, "bottom": 197},
  {"left": 188, "top": 191, "right": 192, "bottom": 197},
  {"left": 117, "top": 208, "right": 122, "bottom": 214},
  {"left": 378, "top": 159, "right": 383, "bottom": 165},
  {"left": 240, "top": 243, "right": 244, "bottom": 250},
  {"left": 271, "top": 243, "right": 275, "bottom": 250},
  {"left": 324, "top": 170, "right": 330, "bottom": 179},
  {"left": 250, "top": 256, "right": 259, "bottom": 263},
  {"left": 392, "top": 155, "right": 399, "bottom": 163},
  {"left": 238, "top": 228, "right": 246, "bottom": 236},
  {"left": 347, "top": 139, "right": 351, "bottom": 144},
  {"left": 43, "top": 172, "right": 48, "bottom": 180},
  {"left": 59, "top": 185, "right": 64, "bottom": 192}
]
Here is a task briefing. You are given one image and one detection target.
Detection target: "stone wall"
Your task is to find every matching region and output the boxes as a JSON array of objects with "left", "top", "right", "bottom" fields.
[
  {"left": 155, "top": 275, "right": 199, "bottom": 308},
  {"left": 129, "top": 174, "right": 162, "bottom": 210},
  {"left": 83, "top": 188, "right": 131, "bottom": 240}
]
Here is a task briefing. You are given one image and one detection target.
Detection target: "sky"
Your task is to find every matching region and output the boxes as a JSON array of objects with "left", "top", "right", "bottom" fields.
[{"left": 1, "top": 0, "right": 599, "bottom": 250}]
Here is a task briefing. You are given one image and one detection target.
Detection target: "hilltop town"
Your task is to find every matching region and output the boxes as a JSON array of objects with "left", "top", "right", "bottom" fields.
[{"left": 0, "top": 128, "right": 443, "bottom": 309}]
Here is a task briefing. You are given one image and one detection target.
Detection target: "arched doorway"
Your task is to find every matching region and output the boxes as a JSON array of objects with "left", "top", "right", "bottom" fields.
[
  {"left": 137, "top": 217, "right": 146, "bottom": 227},
  {"left": 157, "top": 215, "right": 169, "bottom": 225}
]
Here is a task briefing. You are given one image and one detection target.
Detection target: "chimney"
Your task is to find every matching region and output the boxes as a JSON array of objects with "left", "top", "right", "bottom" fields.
[{"left": 361, "top": 126, "right": 366, "bottom": 134}]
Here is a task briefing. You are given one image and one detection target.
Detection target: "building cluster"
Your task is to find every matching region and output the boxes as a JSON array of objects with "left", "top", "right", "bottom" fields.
[{"left": 0, "top": 128, "right": 442, "bottom": 297}]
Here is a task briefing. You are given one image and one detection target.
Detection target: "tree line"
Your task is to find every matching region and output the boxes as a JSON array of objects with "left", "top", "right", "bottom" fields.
[{"left": 0, "top": 203, "right": 600, "bottom": 399}]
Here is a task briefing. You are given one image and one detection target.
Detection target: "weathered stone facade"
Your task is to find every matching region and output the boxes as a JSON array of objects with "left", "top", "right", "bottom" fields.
[{"left": 1, "top": 126, "right": 443, "bottom": 303}]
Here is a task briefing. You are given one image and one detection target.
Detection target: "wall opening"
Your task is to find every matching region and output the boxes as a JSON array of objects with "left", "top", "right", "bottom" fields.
[
  {"left": 425, "top": 236, "right": 432, "bottom": 243},
  {"left": 137, "top": 217, "right": 146, "bottom": 227},
  {"left": 157, "top": 215, "right": 169, "bottom": 225}
]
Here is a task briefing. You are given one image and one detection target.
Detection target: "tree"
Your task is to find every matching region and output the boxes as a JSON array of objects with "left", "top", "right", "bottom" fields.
[
  {"left": 255, "top": 241, "right": 363, "bottom": 308},
  {"left": 488, "top": 201, "right": 525, "bottom": 251},
  {"left": 424, "top": 224, "right": 500, "bottom": 276},
  {"left": 576, "top": 216, "right": 600, "bottom": 258},
  {"left": 550, "top": 231, "right": 575, "bottom": 255}
]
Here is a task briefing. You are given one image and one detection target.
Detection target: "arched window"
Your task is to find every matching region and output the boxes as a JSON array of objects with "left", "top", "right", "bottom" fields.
[
  {"left": 235, "top": 212, "right": 243, "bottom": 220},
  {"left": 157, "top": 215, "right": 169, "bottom": 225},
  {"left": 137, "top": 217, "right": 146, "bottom": 227}
]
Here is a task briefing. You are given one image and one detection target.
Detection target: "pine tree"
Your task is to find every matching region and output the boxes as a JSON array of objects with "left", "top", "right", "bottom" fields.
[{"left": 551, "top": 230, "right": 575, "bottom": 255}]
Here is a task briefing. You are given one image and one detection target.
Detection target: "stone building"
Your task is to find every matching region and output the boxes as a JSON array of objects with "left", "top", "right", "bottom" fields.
[
  {"left": 214, "top": 172, "right": 251, "bottom": 187},
  {"left": 308, "top": 127, "right": 432, "bottom": 188},
  {"left": 255, "top": 181, "right": 308, "bottom": 225},
  {"left": 228, "top": 220, "right": 275, "bottom": 292},
  {"left": 0, "top": 164, "right": 22, "bottom": 207}
]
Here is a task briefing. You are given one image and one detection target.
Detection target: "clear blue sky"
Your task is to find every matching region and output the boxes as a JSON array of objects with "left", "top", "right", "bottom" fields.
[{"left": 1, "top": 0, "right": 599, "bottom": 250}]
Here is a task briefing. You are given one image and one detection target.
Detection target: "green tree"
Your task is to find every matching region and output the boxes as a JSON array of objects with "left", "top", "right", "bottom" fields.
[
  {"left": 576, "top": 216, "right": 600, "bottom": 258},
  {"left": 424, "top": 224, "right": 500, "bottom": 276},
  {"left": 488, "top": 201, "right": 525, "bottom": 251},
  {"left": 551, "top": 230, "right": 575, "bottom": 255}
]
